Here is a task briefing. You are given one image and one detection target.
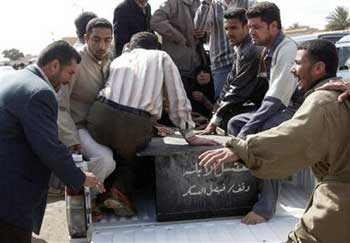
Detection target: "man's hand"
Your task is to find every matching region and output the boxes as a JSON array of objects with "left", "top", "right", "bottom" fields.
[
  {"left": 187, "top": 134, "right": 220, "bottom": 146},
  {"left": 69, "top": 144, "right": 81, "bottom": 154},
  {"left": 316, "top": 80, "right": 350, "bottom": 102},
  {"left": 193, "top": 30, "right": 206, "bottom": 39},
  {"left": 199, "top": 122, "right": 217, "bottom": 135},
  {"left": 83, "top": 172, "right": 106, "bottom": 193},
  {"left": 199, "top": 147, "right": 240, "bottom": 169},
  {"left": 192, "top": 91, "right": 205, "bottom": 102}
]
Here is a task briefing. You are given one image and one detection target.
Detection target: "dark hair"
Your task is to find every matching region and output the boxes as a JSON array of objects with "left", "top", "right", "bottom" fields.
[
  {"left": 86, "top": 17, "right": 113, "bottom": 34},
  {"left": 246, "top": 1, "right": 282, "bottom": 29},
  {"left": 194, "top": 65, "right": 211, "bottom": 77},
  {"left": 224, "top": 8, "right": 247, "bottom": 25},
  {"left": 74, "top": 11, "right": 98, "bottom": 39},
  {"left": 298, "top": 40, "right": 338, "bottom": 77},
  {"left": 37, "top": 40, "right": 81, "bottom": 67},
  {"left": 128, "top": 32, "right": 161, "bottom": 51}
]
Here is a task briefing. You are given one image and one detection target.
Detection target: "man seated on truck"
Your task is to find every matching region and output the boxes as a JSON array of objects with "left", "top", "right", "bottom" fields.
[
  {"left": 86, "top": 32, "right": 218, "bottom": 216},
  {"left": 199, "top": 39, "right": 349, "bottom": 243}
]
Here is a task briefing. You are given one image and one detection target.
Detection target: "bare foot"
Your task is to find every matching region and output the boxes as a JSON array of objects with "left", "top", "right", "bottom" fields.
[{"left": 241, "top": 211, "right": 266, "bottom": 225}]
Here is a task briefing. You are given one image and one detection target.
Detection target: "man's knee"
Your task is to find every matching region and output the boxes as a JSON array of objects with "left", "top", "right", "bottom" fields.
[
  {"left": 227, "top": 117, "right": 241, "bottom": 136},
  {"left": 101, "top": 155, "right": 116, "bottom": 176}
]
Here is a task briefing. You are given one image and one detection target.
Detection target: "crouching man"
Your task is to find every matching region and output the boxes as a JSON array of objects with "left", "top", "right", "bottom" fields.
[{"left": 86, "top": 32, "right": 218, "bottom": 215}]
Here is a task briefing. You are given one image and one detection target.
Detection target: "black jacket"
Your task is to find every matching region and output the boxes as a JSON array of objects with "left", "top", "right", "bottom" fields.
[
  {"left": 113, "top": 0, "right": 152, "bottom": 56},
  {"left": 214, "top": 35, "right": 268, "bottom": 123}
]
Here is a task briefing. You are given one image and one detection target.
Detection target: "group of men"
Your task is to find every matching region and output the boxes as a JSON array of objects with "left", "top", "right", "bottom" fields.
[{"left": 0, "top": 1, "right": 350, "bottom": 243}]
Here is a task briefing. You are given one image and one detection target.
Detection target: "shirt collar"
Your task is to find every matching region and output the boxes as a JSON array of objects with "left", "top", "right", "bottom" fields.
[
  {"left": 266, "top": 31, "right": 285, "bottom": 58},
  {"left": 27, "top": 64, "right": 56, "bottom": 92},
  {"left": 305, "top": 76, "right": 339, "bottom": 97}
]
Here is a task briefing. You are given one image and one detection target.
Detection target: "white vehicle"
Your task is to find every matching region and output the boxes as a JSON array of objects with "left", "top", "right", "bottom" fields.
[
  {"left": 336, "top": 35, "right": 350, "bottom": 80},
  {"left": 68, "top": 135, "right": 313, "bottom": 243}
]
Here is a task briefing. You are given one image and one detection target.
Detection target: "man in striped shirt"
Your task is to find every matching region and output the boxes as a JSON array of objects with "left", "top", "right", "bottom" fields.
[
  {"left": 86, "top": 32, "right": 218, "bottom": 214},
  {"left": 195, "top": 0, "right": 255, "bottom": 98}
]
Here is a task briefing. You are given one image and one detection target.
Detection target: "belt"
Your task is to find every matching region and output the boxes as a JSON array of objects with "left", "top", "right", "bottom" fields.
[{"left": 97, "top": 96, "right": 151, "bottom": 118}]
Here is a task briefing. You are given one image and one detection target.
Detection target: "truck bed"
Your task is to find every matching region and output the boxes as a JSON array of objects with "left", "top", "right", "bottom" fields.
[{"left": 90, "top": 182, "right": 309, "bottom": 243}]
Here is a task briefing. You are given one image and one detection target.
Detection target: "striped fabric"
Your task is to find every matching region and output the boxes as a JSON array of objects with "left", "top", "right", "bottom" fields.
[
  {"left": 195, "top": 0, "right": 255, "bottom": 71},
  {"left": 99, "top": 48, "right": 195, "bottom": 136}
]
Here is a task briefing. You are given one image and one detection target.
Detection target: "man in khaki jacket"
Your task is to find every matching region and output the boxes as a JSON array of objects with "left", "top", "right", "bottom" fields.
[
  {"left": 199, "top": 39, "right": 350, "bottom": 243},
  {"left": 58, "top": 18, "right": 116, "bottom": 219}
]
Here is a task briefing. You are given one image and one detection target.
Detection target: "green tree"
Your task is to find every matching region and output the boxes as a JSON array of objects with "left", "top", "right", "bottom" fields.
[
  {"left": 1, "top": 48, "right": 24, "bottom": 61},
  {"left": 286, "top": 23, "right": 310, "bottom": 31},
  {"left": 325, "top": 6, "right": 350, "bottom": 31}
]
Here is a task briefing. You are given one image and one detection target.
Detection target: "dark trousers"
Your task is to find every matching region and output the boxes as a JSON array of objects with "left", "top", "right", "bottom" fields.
[
  {"left": 0, "top": 221, "right": 31, "bottom": 243},
  {"left": 87, "top": 99, "right": 153, "bottom": 195}
]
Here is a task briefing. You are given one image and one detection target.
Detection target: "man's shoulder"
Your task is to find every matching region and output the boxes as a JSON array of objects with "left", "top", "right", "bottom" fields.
[
  {"left": 305, "top": 89, "right": 341, "bottom": 109},
  {"left": 277, "top": 36, "right": 297, "bottom": 52}
]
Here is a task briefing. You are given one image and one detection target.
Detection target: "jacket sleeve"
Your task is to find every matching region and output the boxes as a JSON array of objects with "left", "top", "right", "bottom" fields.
[
  {"left": 194, "top": 1, "right": 214, "bottom": 32},
  {"left": 150, "top": 1, "right": 187, "bottom": 45},
  {"left": 226, "top": 94, "right": 329, "bottom": 179},
  {"left": 22, "top": 89, "right": 85, "bottom": 191},
  {"left": 57, "top": 71, "right": 80, "bottom": 147},
  {"left": 113, "top": 6, "right": 130, "bottom": 56}
]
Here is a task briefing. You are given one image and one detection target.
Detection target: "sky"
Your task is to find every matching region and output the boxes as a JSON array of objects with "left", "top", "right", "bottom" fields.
[{"left": 0, "top": 0, "right": 349, "bottom": 56}]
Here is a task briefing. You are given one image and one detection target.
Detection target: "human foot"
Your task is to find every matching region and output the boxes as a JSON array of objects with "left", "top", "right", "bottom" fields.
[{"left": 241, "top": 211, "right": 266, "bottom": 225}]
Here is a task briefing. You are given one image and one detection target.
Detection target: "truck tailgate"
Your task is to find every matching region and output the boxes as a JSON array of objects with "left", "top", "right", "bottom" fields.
[{"left": 91, "top": 183, "right": 308, "bottom": 243}]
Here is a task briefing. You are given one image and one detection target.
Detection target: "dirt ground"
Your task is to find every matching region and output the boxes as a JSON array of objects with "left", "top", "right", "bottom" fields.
[{"left": 32, "top": 196, "right": 70, "bottom": 243}]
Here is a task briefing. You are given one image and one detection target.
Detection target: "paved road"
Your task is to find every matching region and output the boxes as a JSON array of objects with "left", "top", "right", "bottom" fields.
[{"left": 32, "top": 197, "right": 70, "bottom": 243}]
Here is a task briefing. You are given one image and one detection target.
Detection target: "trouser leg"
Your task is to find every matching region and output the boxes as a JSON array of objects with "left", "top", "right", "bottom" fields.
[
  {"left": 78, "top": 128, "right": 116, "bottom": 183},
  {"left": 227, "top": 110, "right": 255, "bottom": 136},
  {"left": 0, "top": 221, "right": 32, "bottom": 243},
  {"left": 211, "top": 65, "right": 231, "bottom": 99},
  {"left": 252, "top": 179, "right": 281, "bottom": 219}
]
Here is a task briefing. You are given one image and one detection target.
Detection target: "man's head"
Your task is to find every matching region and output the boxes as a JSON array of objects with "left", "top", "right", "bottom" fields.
[
  {"left": 74, "top": 11, "right": 98, "bottom": 42},
  {"left": 127, "top": 32, "right": 161, "bottom": 51},
  {"left": 223, "top": 8, "right": 249, "bottom": 47},
  {"left": 135, "top": 0, "right": 148, "bottom": 8},
  {"left": 246, "top": 1, "right": 281, "bottom": 47},
  {"left": 37, "top": 40, "right": 81, "bottom": 91},
  {"left": 85, "top": 18, "right": 113, "bottom": 61},
  {"left": 291, "top": 40, "right": 338, "bottom": 92}
]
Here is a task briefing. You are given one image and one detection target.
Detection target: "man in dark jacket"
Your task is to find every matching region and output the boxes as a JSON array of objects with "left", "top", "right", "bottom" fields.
[
  {"left": 113, "top": 0, "right": 152, "bottom": 57},
  {"left": 0, "top": 41, "right": 104, "bottom": 243},
  {"left": 201, "top": 8, "right": 267, "bottom": 134}
]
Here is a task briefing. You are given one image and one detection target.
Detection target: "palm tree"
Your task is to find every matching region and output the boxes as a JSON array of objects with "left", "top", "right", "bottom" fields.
[{"left": 325, "top": 6, "right": 350, "bottom": 31}]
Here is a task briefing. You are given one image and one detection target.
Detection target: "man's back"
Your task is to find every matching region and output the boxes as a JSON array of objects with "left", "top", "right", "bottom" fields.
[{"left": 0, "top": 68, "right": 56, "bottom": 232}]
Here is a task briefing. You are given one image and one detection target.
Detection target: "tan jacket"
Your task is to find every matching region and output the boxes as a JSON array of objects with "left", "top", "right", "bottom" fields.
[
  {"left": 226, "top": 79, "right": 350, "bottom": 243},
  {"left": 150, "top": 0, "right": 202, "bottom": 77},
  {"left": 58, "top": 46, "right": 111, "bottom": 147}
]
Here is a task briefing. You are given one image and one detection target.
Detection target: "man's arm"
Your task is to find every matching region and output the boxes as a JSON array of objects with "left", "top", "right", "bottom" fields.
[
  {"left": 113, "top": 6, "right": 130, "bottom": 56},
  {"left": 194, "top": 0, "right": 214, "bottom": 32},
  {"left": 22, "top": 90, "right": 85, "bottom": 191},
  {"left": 150, "top": 1, "right": 188, "bottom": 45},
  {"left": 57, "top": 72, "right": 80, "bottom": 150},
  {"left": 162, "top": 53, "right": 218, "bottom": 146},
  {"left": 200, "top": 93, "right": 328, "bottom": 179}
]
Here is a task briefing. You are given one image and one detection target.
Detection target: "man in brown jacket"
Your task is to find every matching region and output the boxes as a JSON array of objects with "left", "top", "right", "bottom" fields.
[
  {"left": 199, "top": 39, "right": 350, "bottom": 243},
  {"left": 150, "top": 0, "right": 204, "bottom": 92}
]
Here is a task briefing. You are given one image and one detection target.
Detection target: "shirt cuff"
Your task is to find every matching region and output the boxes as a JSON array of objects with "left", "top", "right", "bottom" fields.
[
  {"left": 225, "top": 136, "right": 250, "bottom": 167},
  {"left": 210, "top": 114, "right": 222, "bottom": 126},
  {"left": 180, "top": 129, "right": 195, "bottom": 140}
]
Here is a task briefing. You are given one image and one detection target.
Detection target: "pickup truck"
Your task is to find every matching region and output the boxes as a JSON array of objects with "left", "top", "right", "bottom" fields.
[{"left": 68, "top": 134, "right": 313, "bottom": 243}]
